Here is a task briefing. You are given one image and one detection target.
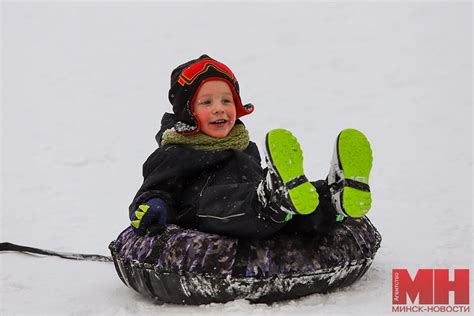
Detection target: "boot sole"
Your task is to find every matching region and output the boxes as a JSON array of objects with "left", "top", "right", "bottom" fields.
[
  {"left": 337, "top": 128, "right": 373, "bottom": 218},
  {"left": 265, "top": 129, "right": 319, "bottom": 215}
]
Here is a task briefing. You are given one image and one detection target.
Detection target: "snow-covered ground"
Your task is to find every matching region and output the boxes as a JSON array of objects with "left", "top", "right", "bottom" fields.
[{"left": 1, "top": 2, "right": 472, "bottom": 315}]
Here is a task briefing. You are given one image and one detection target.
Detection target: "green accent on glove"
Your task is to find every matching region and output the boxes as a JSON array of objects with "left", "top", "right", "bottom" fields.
[{"left": 131, "top": 204, "right": 150, "bottom": 229}]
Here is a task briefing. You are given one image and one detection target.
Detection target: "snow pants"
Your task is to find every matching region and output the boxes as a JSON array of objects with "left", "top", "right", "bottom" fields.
[{"left": 193, "top": 179, "right": 339, "bottom": 239}]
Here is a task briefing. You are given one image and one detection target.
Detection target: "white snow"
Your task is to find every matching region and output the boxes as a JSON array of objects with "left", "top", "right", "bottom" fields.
[{"left": 1, "top": 2, "right": 472, "bottom": 315}]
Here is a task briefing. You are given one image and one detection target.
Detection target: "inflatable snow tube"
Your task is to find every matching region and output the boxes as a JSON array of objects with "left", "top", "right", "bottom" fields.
[{"left": 109, "top": 217, "right": 381, "bottom": 305}]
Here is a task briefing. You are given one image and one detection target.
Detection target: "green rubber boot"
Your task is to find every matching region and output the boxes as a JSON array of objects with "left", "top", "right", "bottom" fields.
[
  {"left": 258, "top": 129, "right": 319, "bottom": 221},
  {"left": 328, "top": 128, "right": 373, "bottom": 218}
]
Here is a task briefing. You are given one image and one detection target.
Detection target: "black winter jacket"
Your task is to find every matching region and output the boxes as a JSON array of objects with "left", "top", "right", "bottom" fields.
[{"left": 129, "top": 113, "right": 283, "bottom": 238}]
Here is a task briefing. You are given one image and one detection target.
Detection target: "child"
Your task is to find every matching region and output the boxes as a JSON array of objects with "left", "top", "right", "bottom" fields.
[{"left": 129, "top": 54, "right": 373, "bottom": 238}]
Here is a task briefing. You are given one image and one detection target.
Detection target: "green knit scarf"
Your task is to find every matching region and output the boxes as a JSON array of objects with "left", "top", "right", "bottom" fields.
[{"left": 161, "top": 124, "right": 250, "bottom": 152}]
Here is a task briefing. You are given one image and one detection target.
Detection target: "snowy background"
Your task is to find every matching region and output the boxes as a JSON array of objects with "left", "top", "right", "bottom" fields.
[{"left": 1, "top": 1, "right": 472, "bottom": 315}]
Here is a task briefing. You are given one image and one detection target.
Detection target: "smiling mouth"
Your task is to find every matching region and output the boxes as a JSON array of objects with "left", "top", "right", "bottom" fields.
[{"left": 210, "top": 119, "right": 227, "bottom": 125}]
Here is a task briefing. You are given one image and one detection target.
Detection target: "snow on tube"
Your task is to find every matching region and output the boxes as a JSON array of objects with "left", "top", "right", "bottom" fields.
[{"left": 109, "top": 217, "right": 381, "bottom": 305}]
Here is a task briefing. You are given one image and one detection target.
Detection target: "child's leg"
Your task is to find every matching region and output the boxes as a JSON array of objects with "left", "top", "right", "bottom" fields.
[
  {"left": 256, "top": 129, "right": 320, "bottom": 222},
  {"left": 285, "top": 128, "right": 373, "bottom": 233},
  {"left": 195, "top": 181, "right": 286, "bottom": 239},
  {"left": 328, "top": 128, "right": 373, "bottom": 218},
  {"left": 282, "top": 180, "right": 338, "bottom": 234}
]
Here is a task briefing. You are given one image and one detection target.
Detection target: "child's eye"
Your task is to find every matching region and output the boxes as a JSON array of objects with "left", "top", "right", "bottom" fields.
[
  {"left": 222, "top": 98, "right": 234, "bottom": 104},
  {"left": 199, "top": 99, "right": 212, "bottom": 106}
]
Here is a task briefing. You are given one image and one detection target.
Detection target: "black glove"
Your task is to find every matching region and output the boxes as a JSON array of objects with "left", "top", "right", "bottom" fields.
[{"left": 130, "top": 198, "right": 168, "bottom": 236}]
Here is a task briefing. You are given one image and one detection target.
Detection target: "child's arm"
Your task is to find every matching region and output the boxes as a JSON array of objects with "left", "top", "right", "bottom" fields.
[
  {"left": 129, "top": 147, "right": 184, "bottom": 225},
  {"left": 130, "top": 144, "right": 215, "bottom": 229}
]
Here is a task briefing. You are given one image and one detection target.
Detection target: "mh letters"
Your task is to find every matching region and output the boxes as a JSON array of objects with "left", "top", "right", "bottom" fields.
[{"left": 392, "top": 269, "right": 469, "bottom": 305}]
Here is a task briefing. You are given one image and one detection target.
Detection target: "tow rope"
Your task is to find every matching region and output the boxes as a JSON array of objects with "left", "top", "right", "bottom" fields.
[{"left": 0, "top": 242, "right": 112, "bottom": 262}]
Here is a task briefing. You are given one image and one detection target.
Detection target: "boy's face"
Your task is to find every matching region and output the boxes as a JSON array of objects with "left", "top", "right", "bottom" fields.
[{"left": 192, "top": 80, "right": 237, "bottom": 138}]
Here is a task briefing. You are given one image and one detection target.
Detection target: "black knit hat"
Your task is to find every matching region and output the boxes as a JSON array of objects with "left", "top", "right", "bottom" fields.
[{"left": 168, "top": 54, "right": 254, "bottom": 135}]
